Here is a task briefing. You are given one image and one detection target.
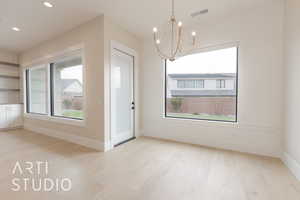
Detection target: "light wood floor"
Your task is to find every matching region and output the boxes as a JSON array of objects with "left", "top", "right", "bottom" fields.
[{"left": 0, "top": 129, "right": 299, "bottom": 200}]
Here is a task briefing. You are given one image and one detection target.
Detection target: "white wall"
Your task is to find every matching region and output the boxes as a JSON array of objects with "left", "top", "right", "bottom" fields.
[
  {"left": 19, "top": 16, "right": 105, "bottom": 149},
  {"left": 19, "top": 16, "right": 141, "bottom": 151},
  {"left": 0, "top": 50, "right": 18, "bottom": 64},
  {"left": 282, "top": 0, "right": 300, "bottom": 180},
  {"left": 141, "top": 1, "right": 285, "bottom": 157}
]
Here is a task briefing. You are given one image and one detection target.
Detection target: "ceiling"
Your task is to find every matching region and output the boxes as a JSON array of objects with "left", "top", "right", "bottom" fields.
[{"left": 0, "top": 0, "right": 280, "bottom": 53}]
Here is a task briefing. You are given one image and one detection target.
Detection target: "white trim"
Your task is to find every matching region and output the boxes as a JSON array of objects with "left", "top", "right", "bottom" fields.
[
  {"left": 24, "top": 124, "right": 104, "bottom": 151},
  {"left": 182, "top": 41, "right": 240, "bottom": 57},
  {"left": 111, "top": 41, "right": 137, "bottom": 57},
  {"left": 21, "top": 44, "right": 84, "bottom": 68},
  {"left": 282, "top": 152, "right": 300, "bottom": 181},
  {"left": 143, "top": 131, "right": 280, "bottom": 158},
  {"left": 24, "top": 113, "right": 85, "bottom": 127},
  {"left": 23, "top": 47, "right": 87, "bottom": 125}
]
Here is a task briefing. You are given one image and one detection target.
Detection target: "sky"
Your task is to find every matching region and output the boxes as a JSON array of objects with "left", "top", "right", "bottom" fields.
[
  {"left": 167, "top": 47, "right": 237, "bottom": 74},
  {"left": 61, "top": 65, "right": 83, "bottom": 83},
  {"left": 59, "top": 47, "right": 237, "bottom": 82}
]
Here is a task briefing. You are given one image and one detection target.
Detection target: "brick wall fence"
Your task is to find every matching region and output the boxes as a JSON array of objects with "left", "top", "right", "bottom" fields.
[{"left": 167, "top": 97, "right": 236, "bottom": 116}]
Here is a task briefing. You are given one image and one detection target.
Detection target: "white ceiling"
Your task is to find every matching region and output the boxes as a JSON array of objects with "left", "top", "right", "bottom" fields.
[{"left": 0, "top": 0, "right": 279, "bottom": 53}]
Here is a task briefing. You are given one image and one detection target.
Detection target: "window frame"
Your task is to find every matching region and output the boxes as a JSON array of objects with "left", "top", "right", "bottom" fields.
[
  {"left": 25, "top": 65, "right": 49, "bottom": 116},
  {"left": 216, "top": 79, "right": 226, "bottom": 89},
  {"left": 49, "top": 57, "right": 84, "bottom": 120},
  {"left": 164, "top": 45, "right": 239, "bottom": 123},
  {"left": 24, "top": 49, "right": 86, "bottom": 125}
]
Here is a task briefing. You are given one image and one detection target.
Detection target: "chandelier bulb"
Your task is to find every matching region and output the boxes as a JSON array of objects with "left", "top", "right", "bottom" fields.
[{"left": 152, "top": 0, "right": 198, "bottom": 61}]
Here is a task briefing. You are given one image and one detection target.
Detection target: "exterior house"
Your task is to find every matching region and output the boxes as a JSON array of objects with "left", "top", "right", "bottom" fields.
[
  {"left": 61, "top": 79, "right": 83, "bottom": 97},
  {"left": 167, "top": 73, "right": 237, "bottom": 116},
  {"left": 167, "top": 73, "right": 236, "bottom": 98},
  {"left": 55, "top": 79, "right": 83, "bottom": 113}
]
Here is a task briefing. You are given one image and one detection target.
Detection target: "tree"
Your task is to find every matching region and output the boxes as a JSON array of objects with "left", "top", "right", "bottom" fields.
[
  {"left": 62, "top": 99, "right": 72, "bottom": 110},
  {"left": 170, "top": 97, "right": 183, "bottom": 112}
]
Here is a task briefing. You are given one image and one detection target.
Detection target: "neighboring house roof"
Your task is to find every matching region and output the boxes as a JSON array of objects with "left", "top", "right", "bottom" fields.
[
  {"left": 168, "top": 73, "right": 236, "bottom": 79},
  {"left": 170, "top": 90, "right": 236, "bottom": 97},
  {"left": 61, "top": 79, "right": 82, "bottom": 94}
]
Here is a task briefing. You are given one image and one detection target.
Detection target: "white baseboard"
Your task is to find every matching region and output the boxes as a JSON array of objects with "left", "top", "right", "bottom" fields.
[
  {"left": 143, "top": 131, "right": 281, "bottom": 158},
  {"left": 0, "top": 126, "right": 23, "bottom": 131},
  {"left": 24, "top": 125, "right": 104, "bottom": 151},
  {"left": 282, "top": 152, "right": 300, "bottom": 181}
]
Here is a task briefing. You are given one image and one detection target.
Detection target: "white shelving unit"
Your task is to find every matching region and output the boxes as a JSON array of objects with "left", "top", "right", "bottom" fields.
[
  {"left": 0, "top": 104, "right": 23, "bottom": 129},
  {"left": 0, "top": 61, "right": 23, "bottom": 130}
]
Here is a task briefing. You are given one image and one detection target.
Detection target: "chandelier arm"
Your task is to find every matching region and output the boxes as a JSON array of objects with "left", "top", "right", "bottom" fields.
[
  {"left": 153, "top": 33, "right": 172, "bottom": 60},
  {"left": 155, "top": 43, "right": 172, "bottom": 60},
  {"left": 171, "top": 19, "right": 174, "bottom": 55},
  {"left": 171, "top": 26, "right": 182, "bottom": 59},
  {"left": 179, "top": 44, "right": 199, "bottom": 57}
]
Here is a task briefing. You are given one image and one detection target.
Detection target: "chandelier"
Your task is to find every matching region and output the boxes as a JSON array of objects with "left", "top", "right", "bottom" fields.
[{"left": 152, "top": 0, "right": 197, "bottom": 61}]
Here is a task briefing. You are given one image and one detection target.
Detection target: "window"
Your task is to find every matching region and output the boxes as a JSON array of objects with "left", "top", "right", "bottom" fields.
[
  {"left": 26, "top": 51, "right": 84, "bottom": 120},
  {"left": 165, "top": 46, "right": 238, "bottom": 122},
  {"left": 216, "top": 79, "right": 226, "bottom": 88},
  {"left": 196, "top": 80, "right": 204, "bottom": 88},
  {"left": 26, "top": 66, "right": 47, "bottom": 114},
  {"left": 177, "top": 80, "right": 204, "bottom": 88},
  {"left": 51, "top": 55, "right": 83, "bottom": 119}
]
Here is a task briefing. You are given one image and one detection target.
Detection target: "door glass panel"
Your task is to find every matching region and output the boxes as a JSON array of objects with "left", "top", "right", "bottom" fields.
[{"left": 111, "top": 49, "right": 134, "bottom": 145}]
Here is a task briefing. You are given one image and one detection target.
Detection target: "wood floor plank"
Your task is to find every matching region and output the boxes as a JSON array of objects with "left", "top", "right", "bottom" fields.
[{"left": 0, "top": 129, "right": 299, "bottom": 200}]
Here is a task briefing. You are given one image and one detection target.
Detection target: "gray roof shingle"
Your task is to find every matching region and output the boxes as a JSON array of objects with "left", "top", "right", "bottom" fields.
[{"left": 168, "top": 73, "right": 236, "bottom": 79}]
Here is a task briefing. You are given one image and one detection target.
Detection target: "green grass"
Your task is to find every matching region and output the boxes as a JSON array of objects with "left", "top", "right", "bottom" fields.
[
  {"left": 167, "top": 112, "right": 236, "bottom": 122},
  {"left": 63, "top": 110, "right": 84, "bottom": 119}
]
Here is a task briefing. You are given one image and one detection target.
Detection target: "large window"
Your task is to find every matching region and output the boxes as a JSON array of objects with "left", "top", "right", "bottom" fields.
[
  {"left": 51, "top": 55, "right": 83, "bottom": 119},
  {"left": 26, "top": 51, "right": 84, "bottom": 120},
  {"left": 26, "top": 66, "right": 47, "bottom": 114},
  {"left": 165, "top": 46, "right": 238, "bottom": 122}
]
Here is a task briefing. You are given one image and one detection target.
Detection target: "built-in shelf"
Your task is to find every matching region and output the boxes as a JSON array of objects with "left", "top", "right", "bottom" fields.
[
  {"left": 0, "top": 61, "right": 20, "bottom": 105},
  {"left": 0, "top": 75, "right": 20, "bottom": 79},
  {"left": 0, "top": 61, "right": 19, "bottom": 67},
  {"left": 0, "top": 88, "right": 20, "bottom": 92}
]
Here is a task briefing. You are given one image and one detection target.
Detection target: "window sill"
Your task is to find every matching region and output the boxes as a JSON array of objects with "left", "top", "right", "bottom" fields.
[
  {"left": 24, "top": 113, "right": 86, "bottom": 127},
  {"left": 163, "top": 115, "right": 239, "bottom": 128}
]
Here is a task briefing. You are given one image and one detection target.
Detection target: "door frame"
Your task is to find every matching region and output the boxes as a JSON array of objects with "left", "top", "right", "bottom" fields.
[{"left": 109, "top": 40, "right": 138, "bottom": 149}]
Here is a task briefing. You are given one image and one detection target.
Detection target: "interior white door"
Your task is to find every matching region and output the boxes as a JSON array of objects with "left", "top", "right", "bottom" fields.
[{"left": 111, "top": 48, "right": 134, "bottom": 146}]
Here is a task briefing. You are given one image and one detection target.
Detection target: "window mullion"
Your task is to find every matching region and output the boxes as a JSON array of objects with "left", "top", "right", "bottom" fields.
[{"left": 49, "top": 63, "right": 54, "bottom": 117}]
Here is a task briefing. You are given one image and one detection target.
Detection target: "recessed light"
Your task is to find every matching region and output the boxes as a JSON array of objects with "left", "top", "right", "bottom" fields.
[
  {"left": 43, "top": 2, "right": 53, "bottom": 8},
  {"left": 12, "top": 27, "right": 20, "bottom": 32}
]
